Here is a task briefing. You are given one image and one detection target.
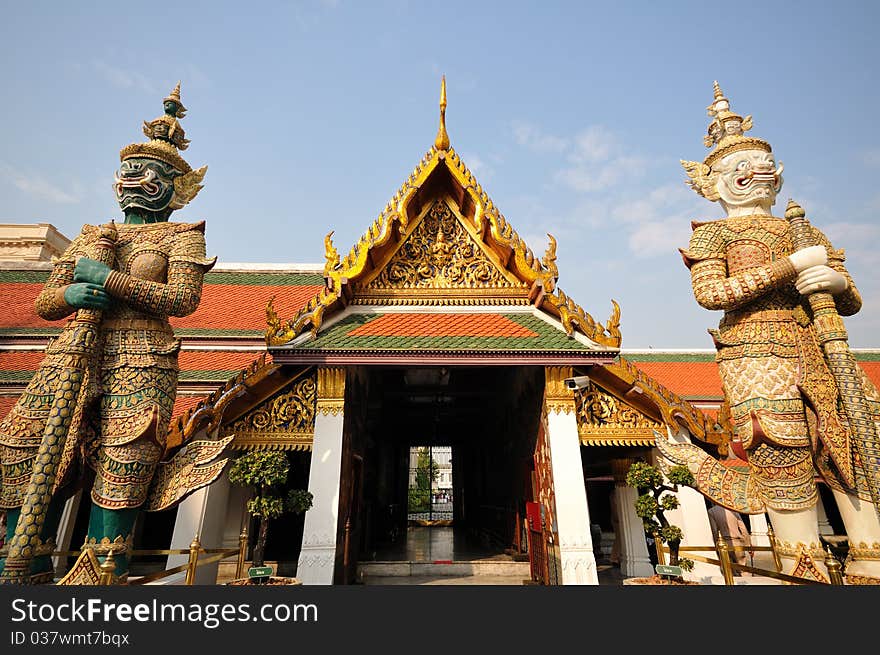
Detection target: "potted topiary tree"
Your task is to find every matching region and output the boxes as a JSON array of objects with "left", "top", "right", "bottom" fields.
[
  {"left": 625, "top": 460, "right": 696, "bottom": 584},
  {"left": 227, "top": 451, "right": 313, "bottom": 585}
]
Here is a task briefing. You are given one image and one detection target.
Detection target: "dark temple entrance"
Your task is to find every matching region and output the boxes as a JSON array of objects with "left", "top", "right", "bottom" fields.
[{"left": 348, "top": 365, "right": 543, "bottom": 581}]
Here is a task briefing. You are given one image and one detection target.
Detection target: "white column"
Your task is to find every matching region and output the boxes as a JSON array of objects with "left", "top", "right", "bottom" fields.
[
  {"left": 612, "top": 484, "right": 654, "bottom": 578},
  {"left": 53, "top": 490, "right": 83, "bottom": 577},
  {"left": 546, "top": 410, "right": 598, "bottom": 585},
  {"left": 749, "top": 512, "right": 770, "bottom": 547},
  {"left": 816, "top": 495, "right": 833, "bottom": 535},
  {"left": 297, "top": 411, "right": 344, "bottom": 585},
  {"left": 653, "top": 436, "right": 721, "bottom": 582},
  {"left": 663, "top": 483, "right": 720, "bottom": 581},
  {"left": 166, "top": 474, "right": 231, "bottom": 584},
  {"left": 747, "top": 512, "right": 775, "bottom": 571},
  {"left": 221, "top": 485, "right": 249, "bottom": 550}
]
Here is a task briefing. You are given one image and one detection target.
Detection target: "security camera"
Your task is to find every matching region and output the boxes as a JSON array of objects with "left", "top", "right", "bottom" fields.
[{"left": 564, "top": 375, "right": 590, "bottom": 390}]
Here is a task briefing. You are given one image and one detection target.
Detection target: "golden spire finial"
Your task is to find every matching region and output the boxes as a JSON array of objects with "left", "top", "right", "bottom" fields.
[
  {"left": 434, "top": 75, "right": 450, "bottom": 151},
  {"left": 713, "top": 80, "right": 724, "bottom": 101}
]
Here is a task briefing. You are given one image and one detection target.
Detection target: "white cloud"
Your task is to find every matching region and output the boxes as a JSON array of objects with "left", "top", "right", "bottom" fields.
[
  {"left": 510, "top": 121, "right": 567, "bottom": 153},
  {"left": 861, "top": 149, "right": 880, "bottom": 167},
  {"left": 509, "top": 123, "right": 706, "bottom": 259},
  {"left": 569, "top": 126, "right": 616, "bottom": 164},
  {"left": 0, "top": 162, "right": 83, "bottom": 205},
  {"left": 459, "top": 152, "right": 492, "bottom": 180},
  {"left": 521, "top": 231, "right": 559, "bottom": 259},
  {"left": 555, "top": 154, "right": 649, "bottom": 193},
  {"left": 628, "top": 217, "right": 693, "bottom": 259},
  {"left": 92, "top": 59, "right": 157, "bottom": 94},
  {"left": 611, "top": 184, "right": 705, "bottom": 258},
  {"left": 822, "top": 221, "right": 880, "bottom": 244}
]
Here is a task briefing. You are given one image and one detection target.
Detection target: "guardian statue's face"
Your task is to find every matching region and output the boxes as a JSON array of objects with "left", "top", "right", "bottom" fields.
[
  {"left": 114, "top": 157, "right": 179, "bottom": 213},
  {"left": 713, "top": 149, "right": 783, "bottom": 212}
]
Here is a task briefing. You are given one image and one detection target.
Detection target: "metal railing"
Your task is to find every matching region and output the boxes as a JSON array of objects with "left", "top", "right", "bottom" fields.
[
  {"left": 653, "top": 525, "right": 845, "bottom": 585},
  {"left": 49, "top": 529, "right": 249, "bottom": 586}
]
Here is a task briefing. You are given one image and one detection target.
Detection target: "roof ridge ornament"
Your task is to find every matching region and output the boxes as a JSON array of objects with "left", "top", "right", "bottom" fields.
[{"left": 434, "top": 75, "right": 450, "bottom": 151}]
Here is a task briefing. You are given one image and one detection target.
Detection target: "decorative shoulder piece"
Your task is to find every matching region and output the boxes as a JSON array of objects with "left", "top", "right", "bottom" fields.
[
  {"left": 680, "top": 159, "right": 719, "bottom": 201},
  {"left": 170, "top": 165, "right": 208, "bottom": 210}
]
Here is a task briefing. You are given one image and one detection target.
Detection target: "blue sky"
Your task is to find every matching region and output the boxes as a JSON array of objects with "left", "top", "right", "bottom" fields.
[{"left": 2, "top": 1, "right": 879, "bottom": 348}]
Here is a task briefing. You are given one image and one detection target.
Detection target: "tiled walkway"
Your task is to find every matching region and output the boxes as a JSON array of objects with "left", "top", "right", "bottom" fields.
[
  {"left": 370, "top": 526, "right": 505, "bottom": 562},
  {"left": 362, "top": 526, "right": 628, "bottom": 585}
]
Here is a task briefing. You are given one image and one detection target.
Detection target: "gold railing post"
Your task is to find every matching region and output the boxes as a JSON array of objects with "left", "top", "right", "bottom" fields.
[
  {"left": 767, "top": 524, "right": 783, "bottom": 573},
  {"left": 715, "top": 533, "right": 734, "bottom": 585},
  {"left": 824, "top": 546, "right": 844, "bottom": 585},
  {"left": 185, "top": 535, "right": 201, "bottom": 586},
  {"left": 653, "top": 536, "right": 666, "bottom": 566},
  {"left": 236, "top": 528, "right": 248, "bottom": 580},
  {"left": 99, "top": 549, "right": 116, "bottom": 586}
]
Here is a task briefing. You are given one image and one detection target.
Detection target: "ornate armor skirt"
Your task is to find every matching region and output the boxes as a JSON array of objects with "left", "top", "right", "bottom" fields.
[
  {"left": 0, "top": 363, "right": 176, "bottom": 511},
  {"left": 717, "top": 323, "right": 880, "bottom": 511},
  {"left": 718, "top": 352, "right": 818, "bottom": 511}
]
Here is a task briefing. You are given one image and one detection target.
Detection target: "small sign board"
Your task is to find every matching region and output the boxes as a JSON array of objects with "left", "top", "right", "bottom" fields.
[
  {"left": 655, "top": 564, "right": 683, "bottom": 577},
  {"left": 248, "top": 566, "right": 273, "bottom": 580}
]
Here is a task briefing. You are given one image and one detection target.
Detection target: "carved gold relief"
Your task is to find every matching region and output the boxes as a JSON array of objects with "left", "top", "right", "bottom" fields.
[
  {"left": 576, "top": 383, "right": 661, "bottom": 446},
  {"left": 365, "top": 199, "right": 521, "bottom": 293},
  {"left": 544, "top": 366, "right": 575, "bottom": 415},
  {"left": 224, "top": 373, "right": 317, "bottom": 451},
  {"left": 316, "top": 367, "right": 345, "bottom": 416}
]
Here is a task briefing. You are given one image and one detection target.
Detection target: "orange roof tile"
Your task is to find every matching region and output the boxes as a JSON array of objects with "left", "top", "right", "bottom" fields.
[
  {"left": 347, "top": 313, "right": 539, "bottom": 338},
  {"left": 0, "top": 350, "right": 48, "bottom": 370},
  {"left": 0, "top": 393, "right": 207, "bottom": 425},
  {"left": 860, "top": 361, "right": 880, "bottom": 390},
  {"left": 170, "top": 284, "right": 321, "bottom": 331},
  {"left": 629, "top": 360, "right": 880, "bottom": 400},
  {"left": 172, "top": 394, "right": 208, "bottom": 419},
  {"left": 0, "top": 349, "right": 264, "bottom": 374},
  {"left": 178, "top": 351, "right": 267, "bottom": 371},
  {"left": 0, "top": 281, "right": 321, "bottom": 333},
  {"left": 630, "top": 361, "right": 724, "bottom": 399},
  {"left": 0, "top": 283, "right": 67, "bottom": 328},
  {"left": 0, "top": 396, "right": 17, "bottom": 417}
]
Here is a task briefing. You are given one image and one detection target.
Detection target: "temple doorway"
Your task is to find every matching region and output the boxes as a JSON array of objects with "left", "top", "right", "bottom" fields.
[
  {"left": 407, "top": 445, "right": 453, "bottom": 525},
  {"left": 351, "top": 365, "right": 543, "bottom": 581}
]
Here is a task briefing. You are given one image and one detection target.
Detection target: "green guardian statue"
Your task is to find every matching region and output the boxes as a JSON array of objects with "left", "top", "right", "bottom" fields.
[{"left": 0, "top": 83, "right": 221, "bottom": 583}]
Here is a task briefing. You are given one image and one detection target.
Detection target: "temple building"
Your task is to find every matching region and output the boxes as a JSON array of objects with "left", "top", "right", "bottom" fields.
[{"left": 1, "top": 84, "right": 878, "bottom": 585}]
